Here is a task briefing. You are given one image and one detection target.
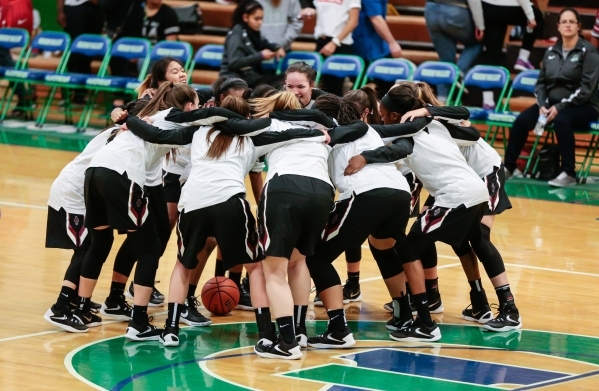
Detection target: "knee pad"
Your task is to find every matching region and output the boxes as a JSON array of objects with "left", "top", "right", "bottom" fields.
[
  {"left": 80, "top": 229, "right": 114, "bottom": 280},
  {"left": 420, "top": 244, "right": 438, "bottom": 269},
  {"left": 471, "top": 224, "right": 505, "bottom": 278},
  {"left": 452, "top": 240, "right": 473, "bottom": 257},
  {"left": 306, "top": 255, "right": 342, "bottom": 293},
  {"left": 63, "top": 248, "right": 87, "bottom": 285},
  {"left": 344, "top": 247, "right": 362, "bottom": 263},
  {"left": 369, "top": 241, "right": 403, "bottom": 280}
]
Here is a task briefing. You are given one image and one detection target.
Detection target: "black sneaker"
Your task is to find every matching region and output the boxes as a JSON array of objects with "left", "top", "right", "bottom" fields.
[
  {"left": 383, "top": 301, "right": 393, "bottom": 312},
  {"left": 389, "top": 319, "right": 441, "bottom": 342},
  {"left": 125, "top": 283, "right": 164, "bottom": 307},
  {"left": 125, "top": 318, "right": 163, "bottom": 341},
  {"left": 44, "top": 305, "right": 88, "bottom": 333},
  {"left": 254, "top": 337, "right": 302, "bottom": 360},
  {"left": 295, "top": 326, "right": 307, "bottom": 348},
  {"left": 90, "top": 301, "right": 102, "bottom": 311},
  {"left": 153, "top": 282, "right": 165, "bottom": 301},
  {"left": 72, "top": 308, "right": 102, "bottom": 328},
  {"left": 241, "top": 273, "right": 251, "bottom": 294},
  {"left": 313, "top": 293, "right": 324, "bottom": 307},
  {"left": 235, "top": 285, "right": 253, "bottom": 311},
  {"left": 483, "top": 304, "right": 522, "bottom": 332},
  {"left": 100, "top": 295, "right": 132, "bottom": 321},
  {"left": 342, "top": 282, "right": 362, "bottom": 303},
  {"left": 159, "top": 326, "right": 180, "bottom": 347},
  {"left": 462, "top": 304, "right": 493, "bottom": 324},
  {"left": 386, "top": 316, "right": 413, "bottom": 332},
  {"left": 307, "top": 326, "right": 356, "bottom": 349},
  {"left": 181, "top": 297, "right": 212, "bottom": 326}
]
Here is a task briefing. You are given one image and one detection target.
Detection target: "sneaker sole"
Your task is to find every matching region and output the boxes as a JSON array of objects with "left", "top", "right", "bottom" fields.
[
  {"left": 388, "top": 333, "right": 441, "bottom": 343},
  {"left": 313, "top": 301, "right": 324, "bottom": 307},
  {"left": 308, "top": 339, "right": 355, "bottom": 349},
  {"left": 180, "top": 318, "right": 212, "bottom": 327},
  {"left": 235, "top": 304, "right": 254, "bottom": 311},
  {"left": 148, "top": 301, "right": 165, "bottom": 307},
  {"left": 463, "top": 311, "right": 493, "bottom": 324},
  {"left": 344, "top": 292, "right": 362, "bottom": 303},
  {"left": 296, "top": 335, "right": 308, "bottom": 348},
  {"left": 482, "top": 323, "right": 522, "bottom": 332},
  {"left": 43, "top": 311, "right": 88, "bottom": 333},
  {"left": 514, "top": 65, "right": 533, "bottom": 72},
  {"left": 125, "top": 331, "right": 161, "bottom": 342},
  {"left": 125, "top": 291, "right": 134, "bottom": 301},
  {"left": 254, "top": 347, "right": 302, "bottom": 360},
  {"left": 383, "top": 303, "right": 393, "bottom": 312},
  {"left": 100, "top": 304, "right": 131, "bottom": 321},
  {"left": 159, "top": 337, "right": 180, "bottom": 347}
]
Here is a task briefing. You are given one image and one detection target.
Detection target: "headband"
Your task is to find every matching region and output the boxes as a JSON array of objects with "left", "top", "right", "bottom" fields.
[{"left": 381, "top": 94, "right": 409, "bottom": 114}]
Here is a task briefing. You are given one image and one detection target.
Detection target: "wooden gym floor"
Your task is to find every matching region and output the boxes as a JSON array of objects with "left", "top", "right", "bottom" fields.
[{"left": 0, "top": 144, "right": 598, "bottom": 390}]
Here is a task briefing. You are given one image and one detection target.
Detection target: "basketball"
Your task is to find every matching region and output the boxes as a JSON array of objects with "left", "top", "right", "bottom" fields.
[{"left": 201, "top": 276, "right": 240, "bottom": 315}]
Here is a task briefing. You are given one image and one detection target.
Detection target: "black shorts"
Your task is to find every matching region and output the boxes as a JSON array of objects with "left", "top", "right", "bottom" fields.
[
  {"left": 405, "top": 171, "right": 423, "bottom": 218},
  {"left": 84, "top": 167, "right": 149, "bottom": 231},
  {"left": 312, "top": 188, "right": 411, "bottom": 263},
  {"left": 258, "top": 174, "right": 334, "bottom": 259},
  {"left": 485, "top": 164, "right": 512, "bottom": 215},
  {"left": 177, "top": 194, "right": 257, "bottom": 270},
  {"left": 146, "top": 184, "right": 172, "bottom": 256},
  {"left": 162, "top": 171, "right": 182, "bottom": 204},
  {"left": 401, "top": 202, "right": 487, "bottom": 263},
  {"left": 45, "top": 206, "right": 91, "bottom": 250}
]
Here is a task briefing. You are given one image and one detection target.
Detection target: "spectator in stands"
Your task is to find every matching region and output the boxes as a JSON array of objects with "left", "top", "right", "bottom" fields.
[
  {"left": 220, "top": 0, "right": 286, "bottom": 88},
  {"left": 309, "top": 0, "right": 360, "bottom": 96},
  {"left": 57, "top": 0, "right": 104, "bottom": 105},
  {"left": 142, "top": 0, "right": 180, "bottom": 45},
  {"left": 352, "top": 0, "right": 402, "bottom": 65},
  {"left": 503, "top": 8, "right": 599, "bottom": 187},
  {"left": 257, "top": 0, "right": 303, "bottom": 52},
  {"left": 591, "top": 8, "right": 599, "bottom": 49},
  {"left": 424, "top": 0, "right": 484, "bottom": 103}
]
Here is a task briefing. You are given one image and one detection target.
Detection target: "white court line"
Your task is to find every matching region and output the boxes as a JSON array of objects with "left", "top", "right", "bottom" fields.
[{"left": 0, "top": 200, "right": 47, "bottom": 210}]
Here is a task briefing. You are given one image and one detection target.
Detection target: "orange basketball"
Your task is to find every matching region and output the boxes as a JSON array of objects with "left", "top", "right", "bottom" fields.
[{"left": 201, "top": 276, "right": 240, "bottom": 315}]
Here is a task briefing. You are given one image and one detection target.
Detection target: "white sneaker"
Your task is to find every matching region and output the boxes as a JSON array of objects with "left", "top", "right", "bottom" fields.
[{"left": 548, "top": 172, "right": 576, "bottom": 187}]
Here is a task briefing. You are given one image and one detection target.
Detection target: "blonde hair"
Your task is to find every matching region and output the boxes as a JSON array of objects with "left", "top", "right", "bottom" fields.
[
  {"left": 393, "top": 81, "right": 444, "bottom": 107},
  {"left": 137, "top": 82, "right": 197, "bottom": 118},
  {"left": 251, "top": 91, "right": 302, "bottom": 118}
]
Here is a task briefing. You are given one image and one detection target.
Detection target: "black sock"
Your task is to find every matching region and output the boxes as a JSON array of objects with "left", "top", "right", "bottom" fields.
[
  {"left": 413, "top": 292, "right": 433, "bottom": 326},
  {"left": 132, "top": 305, "right": 148, "bottom": 325},
  {"left": 78, "top": 297, "right": 91, "bottom": 313},
  {"left": 229, "top": 271, "right": 242, "bottom": 288},
  {"left": 425, "top": 278, "right": 440, "bottom": 301},
  {"left": 188, "top": 284, "right": 197, "bottom": 298},
  {"left": 254, "top": 307, "right": 274, "bottom": 336},
  {"left": 347, "top": 271, "right": 360, "bottom": 287},
  {"left": 215, "top": 259, "right": 225, "bottom": 277},
  {"left": 469, "top": 278, "right": 483, "bottom": 293},
  {"left": 294, "top": 305, "right": 308, "bottom": 330},
  {"left": 392, "top": 294, "right": 412, "bottom": 320},
  {"left": 166, "top": 302, "right": 183, "bottom": 328},
  {"left": 327, "top": 308, "right": 347, "bottom": 332},
  {"left": 276, "top": 316, "right": 295, "bottom": 344},
  {"left": 108, "top": 281, "right": 126, "bottom": 301},
  {"left": 57, "top": 286, "right": 75, "bottom": 309},
  {"left": 468, "top": 279, "right": 489, "bottom": 307},
  {"left": 495, "top": 284, "right": 517, "bottom": 309}
]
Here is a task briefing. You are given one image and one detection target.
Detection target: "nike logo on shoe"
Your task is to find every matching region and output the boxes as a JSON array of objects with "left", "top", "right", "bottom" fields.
[
  {"left": 181, "top": 311, "right": 188, "bottom": 318},
  {"left": 52, "top": 315, "right": 68, "bottom": 321},
  {"left": 326, "top": 334, "right": 344, "bottom": 343},
  {"left": 274, "top": 345, "right": 290, "bottom": 356},
  {"left": 414, "top": 328, "right": 431, "bottom": 337},
  {"left": 61, "top": 293, "right": 69, "bottom": 297}
]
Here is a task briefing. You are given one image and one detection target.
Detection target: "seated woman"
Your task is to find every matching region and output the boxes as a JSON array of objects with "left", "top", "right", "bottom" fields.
[
  {"left": 220, "top": 0, "right": 286, "bottom": 88},
  {"left": 503, "top": 8, "right": 599, "bottom": 187}
]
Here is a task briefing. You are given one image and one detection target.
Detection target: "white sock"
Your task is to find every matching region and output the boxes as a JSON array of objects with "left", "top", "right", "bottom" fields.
[
  {"left": 518, "top": 48, "right": 531, "bottom": 62},
  {"left": 483, "top": 91, "right": 495, "bottom": 107}
]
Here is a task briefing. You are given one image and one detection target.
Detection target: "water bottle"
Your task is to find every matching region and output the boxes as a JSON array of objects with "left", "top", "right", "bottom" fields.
[{"left": 533, "top": 114, "right": 547, "bottom": 136}]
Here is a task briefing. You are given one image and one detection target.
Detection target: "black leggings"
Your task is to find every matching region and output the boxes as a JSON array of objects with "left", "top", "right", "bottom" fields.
[
  {"left": 504, "top": 103, "right": 599, "bottom": 177},
  {"left": 481, "top": 3, "right": 544, "bottom": 66}
]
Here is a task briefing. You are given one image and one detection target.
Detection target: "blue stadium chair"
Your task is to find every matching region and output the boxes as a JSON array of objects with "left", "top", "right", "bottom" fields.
[
  {"left": 0, "top": 28, "right": 29, "bottom": 75},
  {"left": 413, "top": 61, "right": 460, "bottom": 105},
  {"left": 280, "top": 51, "right": 323, "bottom": 76},
  {"left": 261, "top": 57, "right": 281, "bottom": 74},
  {"left": 193, "top": 44, "right": 224, "bottom": 70},
  {"left": 36, "top": 34, "right": 112, "bottom": 128},
  {"left": 317, "top": 54, "right": 365, "bottom": 90},
  {"left": 453, "top": 65, "right": 510, "bottom": 122},
  {"left": 151, "top": 40, "right": 194, "bottom": 73},
  {"left": 79, "top": 37, "right": 152, "bottom": 131},
  {"left": 0, "top": 31, "right": 69, "bottom": 122},
  {"left": 361, "top": 58, "right": 414, "bottom": 87}
]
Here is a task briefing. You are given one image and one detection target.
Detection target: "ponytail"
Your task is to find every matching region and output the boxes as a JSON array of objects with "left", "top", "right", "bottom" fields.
[
  {"left": 344, "top": 84, "right": 382, "bottom": 124},
  {"left": 205, "top": 96, "right": 249, "bottom": 159}
]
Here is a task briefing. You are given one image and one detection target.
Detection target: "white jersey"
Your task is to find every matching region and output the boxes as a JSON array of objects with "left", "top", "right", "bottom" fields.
[
  {"left": 162, "top": 147, "right": 191, "bottom": 176},
  {"left": 459, "top": 139, "right": 502, "bottom": 178},
  {"left": 401, "top": 121, "right": 489, "bottom": 208},
  {"left": 48, "top": 129, "right": 112, "bottom": 215},
  {"left": 330, "top": 126, "right": 410, "bottom": 200}
]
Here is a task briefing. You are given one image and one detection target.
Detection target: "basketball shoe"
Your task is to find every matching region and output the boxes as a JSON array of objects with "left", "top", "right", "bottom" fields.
[
  {"left": 462, "top": 304, "right": 494, "bottom": 324},
  {"left": 181, "top": 296, "right": 212, "bottom": 326},
  {"left": 44, "top": 305, "right": 88, "bottom": 333},
  {"left": 342, "top": 280, "right": 362, "bottom": 303},
  {"left": 389, "top": 318, "right": 441, "bottom": 342},
  {"left": 313, "top": 293, "right": 323, "bottom": 307},
  {"left": 483, "top": 303, "right": 522, "bottom": 332},
  {"left": 125, "top": 317, "right": 163, "bottom": 341},
  {"left": 295, "top": 326, "right": 308, "bottom": 348},
  {"left": 72, "top": 308, "right": 102, "bottom": 328},
  {"left": 235, "top": 284, "right": 253, "bottom": 311},
  {"left": 126, "top": 283, "right": 164, "bottom": 307},
  {"left": 160, "top": 326, "right": 180, "bottom": 347},
  {"left": 255, "top": 337, "right": 302, "bottom": 360},
  {"left": 307, "top": 326, "right": 356, "bottom": 349},
  {"left": 100, "top": 294, "right": 132, "bottom": 321}
]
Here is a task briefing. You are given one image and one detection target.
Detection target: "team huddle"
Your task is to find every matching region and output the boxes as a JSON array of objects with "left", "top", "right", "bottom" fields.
[{"left": 43, "top": 57, "right": 522, "bottom": 361}]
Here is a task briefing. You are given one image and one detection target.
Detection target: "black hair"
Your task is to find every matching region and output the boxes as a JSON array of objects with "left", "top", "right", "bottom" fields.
[
  {"left": 314, "top": 94, "right": 361, "bottom": 125},
  {"left": 558, "top": 7, "right": 583, "bottom": 38},
  {"left": 251, "top": 84, "right": 278, "bottom": 99},
  {"left": 285, "top": 61, "right": 317, "bottom": 84},
  {"left": 382, "top": 83, "right": 426, "bottom": 116},
  {"left": 232, "top": 0, "right": 263, "bottom": 26},
  {"left": 213, "top": 77, "right": 249, "bottom": 105}
]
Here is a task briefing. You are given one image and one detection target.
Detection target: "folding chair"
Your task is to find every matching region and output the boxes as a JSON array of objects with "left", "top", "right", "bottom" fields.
[
  {"left": 79, "top": 37, "right": 151, "bottom": 130},
  {"left": 360, "top": 58, "right": 414, "bottom": 89},
  {"left": 0, "top": 28, "right": 30, "bottom": 122},
  {"left": 35, "top": 34, "right": 112, "bottom": 128},
  {"left": 279, "top": 51, "right": 323, "bottom": 76},
  {"left": 413, "top": 61, "right": 460, "bottom": 105},
  {"left": 453, "top": 65, "right": 510, "bottom": 123},
  {"left": 193, "top": 44, "right": 224, "bottom": 70},
  {"left": 316, "top": 54, "right": 365, "bottom": 90},
  {"left": 152, "top": 40, "right": 194, "bottom": 73}
]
